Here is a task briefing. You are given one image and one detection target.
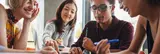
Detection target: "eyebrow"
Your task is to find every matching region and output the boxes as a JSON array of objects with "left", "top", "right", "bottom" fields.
[
  {"left": 65, "top": 5, "right": 76, "bottom": 11},
  {"left": 64, "top": 6, "right": 69, "bottom": 9}
]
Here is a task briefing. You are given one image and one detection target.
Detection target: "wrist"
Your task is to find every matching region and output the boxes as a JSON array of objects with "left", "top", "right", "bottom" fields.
[
  {"left": 91, "top": 46, "right": 96, "bottom": 53},
  {"left": 23, "top": 20, "right": 31, "bottom": 25}
]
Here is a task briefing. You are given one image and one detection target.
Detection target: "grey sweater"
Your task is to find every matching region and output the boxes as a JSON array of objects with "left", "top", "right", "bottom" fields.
[{"left": 42, "top": 21, "right": 75, "bottom": 47}]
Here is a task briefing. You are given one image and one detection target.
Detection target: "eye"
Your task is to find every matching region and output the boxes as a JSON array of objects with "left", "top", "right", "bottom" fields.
[
  {"left": 71, "top": 10, "right": 75, "bottom": 14},
  {"left": 26, "top": 0, "right": 32, "bottom": 4},
  {"left": 64, "top": 7, "right": 69, "bottom": 11},
  {"left": 91, "top": 5, "right": 97, "bottom": 10},
  {"left": 99, "top": 4, "right": 107, "bottom": 9},
  {"left": 99, "top": 4, "right": 107, "bottom": 11}
]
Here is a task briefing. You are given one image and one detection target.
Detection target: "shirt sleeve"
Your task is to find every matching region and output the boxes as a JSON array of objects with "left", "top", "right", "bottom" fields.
[
  {"left": 119, "top": 22, "right": 134, "bottom": 50},
  {"left": 67, "top": 29, "right": 75, "bottom": 47},
  {"left": 42, "top": 22, "right": 55, "bottom": 44}
]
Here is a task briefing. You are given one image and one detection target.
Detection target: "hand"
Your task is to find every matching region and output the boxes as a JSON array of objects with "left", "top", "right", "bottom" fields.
[
  {"left": 82, "top": 37, "right": 96, "bottom": 52},
  {"left": 56, "top": 38, "right": 63, "bottom": 46},
  {"left": 24, "top": 1, "right": 40, "bottom": 22},
  {"left": 45, "top": 40, "right": 59, "bottom": 52},
  {"left": 70, "top": 47, "right": 83, "bottom": 54},
  {"left": 96, "top": 39, "right": 110, "bottom": 54},
  {"left": 40, "top": 46, "right": 58, "bottom": 54},
  {"left": 139, "top": 51, "right": 145, "bottom": 54}
]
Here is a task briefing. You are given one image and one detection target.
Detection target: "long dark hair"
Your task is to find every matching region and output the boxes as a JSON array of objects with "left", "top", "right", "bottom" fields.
[
  {"left": 147, "top": 0, "right": 160, "bottom": 6},
  {"left": 55, "top": 0, "right": 77, "bottom": 33}
]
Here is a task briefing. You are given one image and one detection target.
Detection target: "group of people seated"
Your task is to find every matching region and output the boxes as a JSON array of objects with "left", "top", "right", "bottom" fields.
[{"left": 0, "top": 0, "right": 160, "bottom": 54}]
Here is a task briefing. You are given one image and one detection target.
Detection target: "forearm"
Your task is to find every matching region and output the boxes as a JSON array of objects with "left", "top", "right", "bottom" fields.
[
  {"left": 110, "top": 49, "right": 136, "bottom": 54},
  {"left": 14, "top": 20, "right": 31, "bottom": 49},
  {"left": 1, "top": 48, "right": 39, "bottom": 53},
  {"left": 151, "top": 35, "right": 160, "bottom": 54},
  {"left": 110, "top": 49, "right": 122, "bottom": 52}
]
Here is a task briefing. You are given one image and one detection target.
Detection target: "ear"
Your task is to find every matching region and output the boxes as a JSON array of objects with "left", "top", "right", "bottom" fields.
[{"left": 111, "top": 5, "right": 115, "bottom": 13}]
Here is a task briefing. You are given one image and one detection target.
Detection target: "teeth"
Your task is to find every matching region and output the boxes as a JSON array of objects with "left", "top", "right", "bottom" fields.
[
  {"left": 126, "top": 8, "right": 129, "bottom": 12},
  {"left": 123, "top": 7, "right": 129, "bottom": 12},
  {"left": 120, "top": 3, "right": 130, "bottom": 13},
  {"left": 124, "top": 8, "right": 126, "bottom": 11}
]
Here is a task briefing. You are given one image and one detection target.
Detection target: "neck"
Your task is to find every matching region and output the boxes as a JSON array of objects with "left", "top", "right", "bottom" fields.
[
  {"left": 63, "top": 21, "right": 68, "bottom": 26},
  {"left": 12, "top": 10, "right": 22, "bottom": 23},
  {"left": 99, "top": 17, "right": 112, "bottom": 30}
]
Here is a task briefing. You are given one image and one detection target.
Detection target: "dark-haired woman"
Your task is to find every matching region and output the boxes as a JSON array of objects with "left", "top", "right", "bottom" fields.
[{"left": 42, "top": 0, "right": 77, "bottom": 50}]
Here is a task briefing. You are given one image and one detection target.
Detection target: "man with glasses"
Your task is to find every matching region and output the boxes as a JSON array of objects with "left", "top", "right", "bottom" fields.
[{"left": 70, "top": 0, "right": 133, "bottom": 54}]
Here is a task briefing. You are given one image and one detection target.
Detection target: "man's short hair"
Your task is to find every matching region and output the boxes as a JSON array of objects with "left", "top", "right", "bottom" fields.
[
  {"left": 108, "top": 0, "right": 115, "bottom": 5},
  {"left": 91, "top": 0, "right": 115, "bottom": 5}
]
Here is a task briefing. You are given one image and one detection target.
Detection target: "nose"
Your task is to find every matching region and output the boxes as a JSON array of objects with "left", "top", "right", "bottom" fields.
[
  {"left": 66, "top": 11, "right": 72, "bottom": 17},
  {"left": 95, "top": 10, "right": 101, "bottom": 15}
]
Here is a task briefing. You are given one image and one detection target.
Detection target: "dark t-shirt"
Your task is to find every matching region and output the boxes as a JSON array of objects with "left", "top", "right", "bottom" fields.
[{"left": 72, "top": 16, "right": 134, "bottom": 53}]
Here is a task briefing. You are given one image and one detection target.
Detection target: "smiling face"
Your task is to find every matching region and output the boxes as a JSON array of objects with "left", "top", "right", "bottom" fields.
[
  {"left": 15, "top": 0, "right": 36, "bottom": 18},
  {"left": 92, "top": 0, "right": 114, "bottom": 23},
  {"left": 119, "top": 0, "right": 143, "bottom": 17},
  {"left": 61, "top": 3, "right": 76, "bottom": 24}
]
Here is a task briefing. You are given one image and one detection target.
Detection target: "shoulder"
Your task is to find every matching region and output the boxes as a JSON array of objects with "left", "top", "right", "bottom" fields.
[
  {"left": 0, "top": 4, "right": 5, "bottom": 10},
  {"left": 118, "top": 19, "right": 133, "bottom": 27},
  {"left": 47, "top": 17, "right": 57, "bottom": 23},
  {"left": 0, "top": 4, "right": 7, "bottom": 15},
  {"left": 86, "top": 21, "right": 97, "bottom": 26},
  {"left": 116, "top": 19, "right": 134, "bottom": 31},
  {"left": 45, "top": 20, "right": 56, "bottom": 30},
  {"left": 137, "top": 15, "right": 147, "bottom": 29},
  {"left": 112, "top": 16, "right": 132, "bottom": 26},
  {"left": 46, "top": 20, "right": 56, "bottom": 26},
  {"left": 0, "top": 4, "right": 7, "bottom": 21}
]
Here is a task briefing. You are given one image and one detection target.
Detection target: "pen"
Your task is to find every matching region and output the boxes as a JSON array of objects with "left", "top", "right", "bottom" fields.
[{"left": 94, "top": 39, "right": 119, "bottom": 45}]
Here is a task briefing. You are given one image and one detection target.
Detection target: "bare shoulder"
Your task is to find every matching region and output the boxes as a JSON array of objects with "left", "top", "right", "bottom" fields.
[
  {"left": 137, "top": 15, "right": 147, "bottom": 30},
  {"left": 0, "top": 4, "right": 8, "bottom": 20},
  {"left": 0, "top": 4, "right": 6, "bottom": 12}
]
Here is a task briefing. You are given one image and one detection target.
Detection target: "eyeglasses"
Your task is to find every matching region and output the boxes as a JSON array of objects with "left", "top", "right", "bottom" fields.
[{"left": 91, "top": 4, "right": 109, "bottom": 12}]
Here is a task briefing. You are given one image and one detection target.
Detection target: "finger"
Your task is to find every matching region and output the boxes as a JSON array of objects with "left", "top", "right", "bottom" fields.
[
  {"left": 48, "top": 40, "right": 52, "bottom": 46},
  {"left": 97, "top": 39, "right": 107, "bottom": 53},
  {"left": 45, "top": 41, "right": 50, "bottom": 46},
  {"left": 71, "top": 47, "right": 76, "bottom": 54},
  {"left": 96, "top": 46, "right": 100, "bottom": 54},
  {"left": 99, "top": 39, "right": 108, "bottom": 53},
  {"left": 83, "top": 37, "right": 88, "bottom": 42},
  {"left": 97, "top": 39, "right": 105, "bottom": 50},
  {"left": 32, "top": 7, "right": 39, "bottom": 18},
  {"left": 74, "top": 48, "right": 79, "bottom": 54},
  {"left": 56, "top": 40, "right": 61, "bottom": 45},
  {"left": 139, "top": 51, "right": 145, "bottom": 54},
  {"left": 71, "top": 51, "right": 75, "bottom": 54},
  {"left": 53, "top": 40, "right": 59, "bottom": 52},
  {"left": 104, "top": 44, "right": 110, "bottom": 54},
  {"left": 33, "top": 8, "right": 39, "bottom": 16},
  {"left": 82, "top": 40, "right": 86, "bottom": 48},
  {"left": 34, "top": 1, "right": 38, "bottom": 8},
  {"left": 77, "top": 47, "right": 83, "bottom": 54},
  {"left": 70, "top": 48, "right": 75, "bottom": 54}
]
